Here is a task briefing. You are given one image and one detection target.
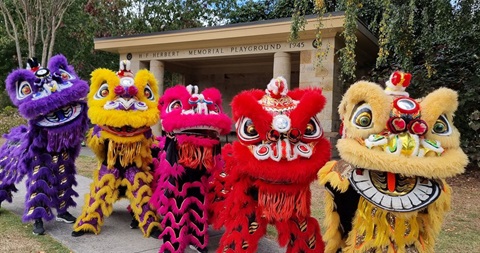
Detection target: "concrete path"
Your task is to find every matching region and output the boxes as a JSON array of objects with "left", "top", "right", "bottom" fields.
[{"left": 1, "top": 147, "right": 286, "bottom": 253}]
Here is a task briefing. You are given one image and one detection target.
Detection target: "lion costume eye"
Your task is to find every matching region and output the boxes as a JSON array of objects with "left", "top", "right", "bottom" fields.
[
  {"left": 432, "top": 115, "right": 451, "bottom": 135},
  {"left": 303, "top": 117, "right": 322, "bottom": 140},
  {"left": 16, "top": 81, "right": 33, "bottom": 100},
  {"left": 144, "top": 85, "right": 155, "bottom": 101},
  {"left": 351, "top": 104, "right": 373, "bottom": 129},
  {"left": 94, "top": 83, "right": 110, "bottom": 100},
  {"left": 167, "top": 100, "right": 182, "bottom": 113},
  {"left": 237, "top": 117, "right": 260, "bottom": 143},
  {"left": 58, "top": 69, "right": 75, "bottom": 80}
]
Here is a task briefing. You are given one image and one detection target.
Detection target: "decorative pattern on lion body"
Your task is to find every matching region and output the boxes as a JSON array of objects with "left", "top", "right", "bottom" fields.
[
  {"left": 72, "top": 61, "right": 160, "bottom": 237},
  {"left": 150, "top": 84, "right": 232, "bottom": 253},
  {"left": 0, "top": 55, "right": 89, "bottom": 233},
  {"left": 216, "top": 77, "right": 331, "bottom": 253},
  {"left": 318, "top": 72, "right": 469, "bottom": 253}
]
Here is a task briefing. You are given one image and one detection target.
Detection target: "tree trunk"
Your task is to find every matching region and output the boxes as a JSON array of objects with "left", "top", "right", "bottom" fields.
[{"left": 0, "top": 2, "right": 23, "bottom": 67}]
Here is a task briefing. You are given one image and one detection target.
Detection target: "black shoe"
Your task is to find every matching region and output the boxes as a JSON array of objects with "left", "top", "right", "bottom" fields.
[
  {"left": 150, "top": 226, "right": 161, "bottom": 239},
  {"left": 56, "top": 211, "right": 76, "bottom": 224},
  {"left": 130, "top": 218, "right": 139, "bottom": 229},
  {"left": 71, "top": 230, "right": 86, "bottom": 237},
  {"left": 33, "top": 219, "right": 45, "bottom": 235},
  {"left": 129, "top": 211, "right": 139, "bottom": 229}
]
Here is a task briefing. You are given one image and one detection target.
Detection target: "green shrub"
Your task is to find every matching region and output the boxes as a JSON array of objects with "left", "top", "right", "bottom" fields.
[{"left": 0, "top": 107, "right": 27, "bottom": 135}]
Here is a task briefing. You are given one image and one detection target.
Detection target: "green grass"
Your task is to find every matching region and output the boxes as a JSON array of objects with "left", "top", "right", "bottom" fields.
[
  {"left": 435, "top": 173, "right": 480, "bottom": 252},
  {"left": 75, "top": 155, "right": 97, "bottom": 178},
  {"left": 0, "top": 209, "right": 71, "bottom": 253}
]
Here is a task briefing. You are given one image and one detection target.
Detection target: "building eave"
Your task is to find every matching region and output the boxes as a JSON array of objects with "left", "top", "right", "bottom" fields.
[{"left": 94, "top": 15, "right": 349, "bottom": 54}]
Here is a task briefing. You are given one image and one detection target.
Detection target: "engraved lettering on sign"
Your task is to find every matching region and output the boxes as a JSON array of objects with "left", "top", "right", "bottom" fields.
[
  {"left": 152, "top": 51, "right": 180, "bottom": 57},
  {"left": 189, "top": 48, "right": 224, "bottom": 55},
  {"left": 230, "top": 44, "right": 282, "bottom": 53}
]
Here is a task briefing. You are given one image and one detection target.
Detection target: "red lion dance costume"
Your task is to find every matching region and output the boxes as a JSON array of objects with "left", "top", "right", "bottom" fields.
[
  {"left": 150, "top": 84, "right": 231, "bottom": 253},
  {"left": 72, "top": 60, "right": 160, "bottom": 237},
  {"left": 216, "top": 77, "right": 331, "bottom": 253},
  {"left": 318, "top": 71, "right": 468, "bottom": 253}
]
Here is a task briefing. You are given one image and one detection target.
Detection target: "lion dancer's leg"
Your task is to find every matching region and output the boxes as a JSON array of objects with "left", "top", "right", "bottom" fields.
[
  {"left": 187, "top": 169, "right": 209, "bottom": 253},
  {"left": 276, "top": 215, "right": 324, "bottom": 253},
  {"left": 123, "top": 166, "right": 159, "bottom": 237},
  {"left": 72, "top": 164, "right": 121, "bottom": 236},
  {"left": 53, "top": 151, "right": 79, "bottom": 222},
  {"left": 0, "top": 156, "right": 19, "bottom": 207},
  {"left": 23, "top": 155, "right": 59, "bottom": 234},
  {"left": 157, "top": 171, "right": 192, "bottom": 253},
  {"left": 0, "top": 184, "right": 17, "bottom": 207},
  {"left": 217, "top": 181, "right": 268, "bottom": 253}
]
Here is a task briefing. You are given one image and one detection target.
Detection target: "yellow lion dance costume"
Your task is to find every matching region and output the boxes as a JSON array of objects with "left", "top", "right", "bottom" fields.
[
  {"left": 319, "top": 71, "right": 468, "bottom": 253},
  {"left": 72, "top": 60, "right": 160, "bottom": 237}
]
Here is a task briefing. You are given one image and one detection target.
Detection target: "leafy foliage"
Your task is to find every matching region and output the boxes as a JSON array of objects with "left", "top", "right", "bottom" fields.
[
  {"left": 0, "top": 106, "right": 27, "bottom": 135},
  {"left": 290, "top": 0, "right": 479, "bottom": 169},
  {"left": 229, "top": 0, "right": 314, "bottom": 24}
]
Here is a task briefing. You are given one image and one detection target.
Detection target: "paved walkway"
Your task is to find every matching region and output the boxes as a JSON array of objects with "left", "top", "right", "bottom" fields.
[{"left": 1, "top": 147, "right": 286, "bottom": 253}]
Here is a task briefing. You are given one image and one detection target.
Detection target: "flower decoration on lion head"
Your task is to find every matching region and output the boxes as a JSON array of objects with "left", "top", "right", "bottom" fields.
[
  {"left": 217, "top": 77, "right": 331, "bottom": 253},
  {"left": 319, "top": 71, "right": 469, "bottom": 253}
]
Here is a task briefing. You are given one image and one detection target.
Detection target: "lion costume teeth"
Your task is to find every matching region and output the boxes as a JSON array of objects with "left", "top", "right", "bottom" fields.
[{"left": 319, "top": 71, "right": 469, "bottom": 253}]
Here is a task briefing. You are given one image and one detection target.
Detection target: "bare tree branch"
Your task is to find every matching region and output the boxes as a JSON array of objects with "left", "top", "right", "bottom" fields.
[
  {"left": 0, "top": 0, "right": 74, "bottom": 67},
  {"left": 0, "top": 1, "right": 23, "bottom": 67}
]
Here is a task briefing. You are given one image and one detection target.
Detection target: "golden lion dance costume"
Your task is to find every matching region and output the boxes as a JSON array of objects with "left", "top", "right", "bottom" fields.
[
  {"left": 319, "top": 71, "right": 469, "bottom": 253},
  {"left": 72, "top": 60, "right": 160, "bottom": 237},
  {"left": 216, "top": 77, "right": 331, "bottom": 253}
]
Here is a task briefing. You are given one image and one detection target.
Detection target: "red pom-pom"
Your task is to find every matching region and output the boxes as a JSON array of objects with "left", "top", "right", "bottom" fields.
[
  {"left": 402, "top": 73, "right": 412, "bottom": 87},
  {"left": 114, "top": 85, "right": 125, "bottom": 95},
  {"left": 391, "top": 71, "right": 401, "bottom": 85},
  {"left": 128, "top": 85, "right": 138, "bottom": 96},
  {"left": 390, "top": 71, "right": 411, "bottom": 87}
]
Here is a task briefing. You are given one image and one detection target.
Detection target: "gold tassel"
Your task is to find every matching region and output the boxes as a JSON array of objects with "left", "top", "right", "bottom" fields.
[{"left": 106, "top": 140, "right": 151, "bottom": 169}]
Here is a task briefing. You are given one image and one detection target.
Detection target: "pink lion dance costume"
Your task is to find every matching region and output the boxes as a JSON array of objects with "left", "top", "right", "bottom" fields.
[
  {"left": 216, "top": 77, "right": 331, "bottom": 253},
  {"left": 150, "top": 84, "right": 231, "bottom": 253}
]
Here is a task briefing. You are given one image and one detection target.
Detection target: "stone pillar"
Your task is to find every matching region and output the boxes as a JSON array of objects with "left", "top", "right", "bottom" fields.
[
  {"left": 150, "top": 60, "right": 165, "bottom": 137},
  {"left": 150, "top": 60, "right": 165, "bottom": 95},
  {"left": 273, "top": 52, "right": 291, "bottom": 87}
]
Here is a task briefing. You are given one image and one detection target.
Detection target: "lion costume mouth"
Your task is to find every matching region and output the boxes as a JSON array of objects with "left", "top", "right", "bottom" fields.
[
  {"left": 36, "top": 103, "right": 83, "bottom": 127},
  {"left": 173, "top": 127, "right": 221, "bottom": 139},
  {"left": 99, "top": 125, "right": 150, "bottom": 137},
  {"left": 349, "top": 168, "right": 441, "bottom": 212}
]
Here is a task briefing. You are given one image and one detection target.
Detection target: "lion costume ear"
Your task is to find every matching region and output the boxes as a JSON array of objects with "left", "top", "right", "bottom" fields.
[
  {"left": 420, "top": 88, "right": 461, "bottom": 149},
  {"left": 339, "top": 81, "right": 392, "bottom": 139}
]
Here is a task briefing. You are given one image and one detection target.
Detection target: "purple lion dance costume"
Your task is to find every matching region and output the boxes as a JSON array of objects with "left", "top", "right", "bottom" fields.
[
  {"left": 150, "top": 85, "right": 231, "bottom": 253},
  {"left": 0, "top": 55, "right": 89, "bottom": 235}
]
